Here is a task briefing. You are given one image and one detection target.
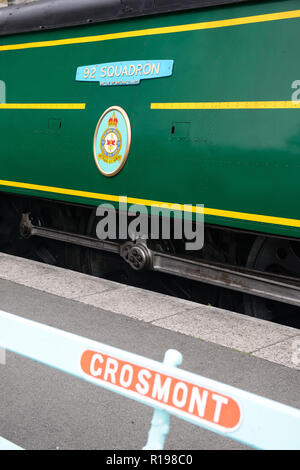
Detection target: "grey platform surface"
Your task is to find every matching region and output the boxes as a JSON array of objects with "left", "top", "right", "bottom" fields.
[{"left": 0, "top": 254, "right": 299, "bottom": 450}]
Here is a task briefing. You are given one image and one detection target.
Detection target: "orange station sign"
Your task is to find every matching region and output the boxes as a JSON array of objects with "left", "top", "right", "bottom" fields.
[{"left": 81, "top": 349, "right": 242, "bottom": 432}]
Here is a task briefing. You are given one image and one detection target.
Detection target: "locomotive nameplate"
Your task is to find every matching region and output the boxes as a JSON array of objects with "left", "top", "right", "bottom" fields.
[
  {"left": 93, "top": 106, "right": 131, "bottom": 177},
  {"left": 76, "top": 60, "right": 174, "bottom": 86}
]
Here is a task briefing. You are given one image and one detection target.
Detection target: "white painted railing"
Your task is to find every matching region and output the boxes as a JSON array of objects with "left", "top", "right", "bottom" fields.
[{"left": 0, "top": 310, "right": 299, "bottom": 450}]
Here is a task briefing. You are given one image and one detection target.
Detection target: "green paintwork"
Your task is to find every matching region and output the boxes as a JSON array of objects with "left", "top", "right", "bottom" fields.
[{"left": 0, "top": 0, "right": 300, "bottom": 238}]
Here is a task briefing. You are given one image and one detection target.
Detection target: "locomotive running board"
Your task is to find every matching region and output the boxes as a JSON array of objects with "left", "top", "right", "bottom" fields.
[{"left": 20, "top": 213, "right": 300, "bottom": 308}]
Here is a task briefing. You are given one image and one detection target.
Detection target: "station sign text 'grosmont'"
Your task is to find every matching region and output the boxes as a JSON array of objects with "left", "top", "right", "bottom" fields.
[{"left": 80, "top": 349, "right": 242, "bottom": 433}]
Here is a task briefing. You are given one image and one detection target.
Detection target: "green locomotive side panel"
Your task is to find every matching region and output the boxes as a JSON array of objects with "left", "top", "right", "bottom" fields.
[{"left": 0, "top": 0, "right": 300, "bottom": 238}]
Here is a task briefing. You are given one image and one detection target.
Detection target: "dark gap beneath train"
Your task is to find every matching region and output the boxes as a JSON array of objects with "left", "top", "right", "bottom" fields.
[{"left": 0, "top": 193, "right": 299, "bottom": 329}]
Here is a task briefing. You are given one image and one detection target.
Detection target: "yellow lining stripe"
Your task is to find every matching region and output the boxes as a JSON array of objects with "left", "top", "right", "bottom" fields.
[
  {"left": 0, "top": 179, "right": 300, "bottom": 228},
  {"left": 151, "top": 101, "right": 300, "bottom": 110},
  {"left": 0, "top": 103, "right": 86, "bottom": 109},
  {"left": 0, "top": 9, "right": 300, "bottom": 52}
]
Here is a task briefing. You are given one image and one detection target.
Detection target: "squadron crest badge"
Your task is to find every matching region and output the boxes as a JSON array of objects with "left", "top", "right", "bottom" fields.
[{"left": 93, "top": 106, "right": 131, "bottom": 176}]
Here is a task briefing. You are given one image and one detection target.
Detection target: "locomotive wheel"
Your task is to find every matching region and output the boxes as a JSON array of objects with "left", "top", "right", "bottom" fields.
[
  {"left": 243, "top": 237, "right": 300, "bottom": 323},
  {"left": 83, "top": 212, "right": 217, "bottom": 301},
  {"left": 18, "top": 212, "right": 60, "bottom": 265},
  {"left": 84, "top": 213, "right": 184, "bottom": 292},
  {"left": 84, "top": 211, "right": 126, "bottom": 279}
]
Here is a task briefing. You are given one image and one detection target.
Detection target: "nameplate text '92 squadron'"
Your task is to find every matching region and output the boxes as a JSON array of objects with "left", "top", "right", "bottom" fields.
[{"left": 76, "top": 60, "right": 174, "bottom": 86}]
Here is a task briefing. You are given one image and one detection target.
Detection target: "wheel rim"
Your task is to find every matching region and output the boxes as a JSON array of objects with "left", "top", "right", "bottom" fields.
[{"left": 244, "top": 237, "right": 300, "bottom": 324}]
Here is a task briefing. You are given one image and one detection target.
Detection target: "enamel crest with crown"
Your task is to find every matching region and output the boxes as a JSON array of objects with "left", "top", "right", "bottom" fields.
[{"left": 93, "top": 106, "right": 131, "bottom": 177}]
